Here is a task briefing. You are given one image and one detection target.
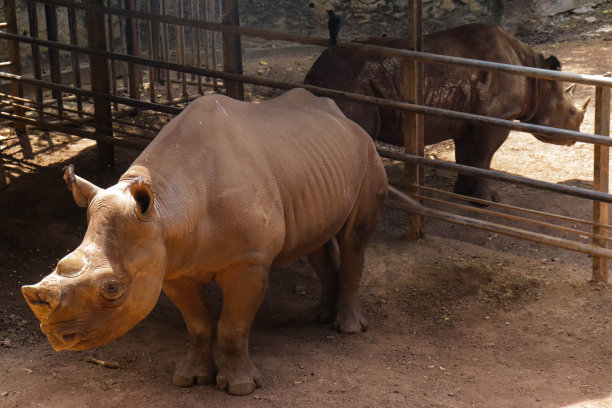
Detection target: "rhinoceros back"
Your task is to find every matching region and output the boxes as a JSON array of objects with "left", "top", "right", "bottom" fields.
[{"left": 125, "top": 88, "right": 379, "bottom": 269}]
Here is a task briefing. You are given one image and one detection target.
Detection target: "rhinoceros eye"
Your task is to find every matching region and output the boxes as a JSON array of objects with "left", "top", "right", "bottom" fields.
[{"left": 100, "top": 279, "right": 126, "bottom": 301}]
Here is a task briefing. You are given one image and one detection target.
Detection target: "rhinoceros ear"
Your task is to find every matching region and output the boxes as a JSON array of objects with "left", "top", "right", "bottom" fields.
[
  {"left": 130, "top": 177, "right": 154, "bottom": 219},
  {"left": 544, "top": 55, "right": 561, "bottom": 71},
  {"left": 63, "top": 164, "right": 100, "bottom": 208}
]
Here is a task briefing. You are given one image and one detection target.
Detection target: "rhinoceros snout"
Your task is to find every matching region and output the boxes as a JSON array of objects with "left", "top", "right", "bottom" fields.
[{"left": 22, "top": 278, "right": 61, "bottom": 321}]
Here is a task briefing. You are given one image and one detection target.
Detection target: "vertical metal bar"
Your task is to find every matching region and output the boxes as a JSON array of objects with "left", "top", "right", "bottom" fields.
[
  {"left": 221, "top": 0, "right": 243, "bottom": 100},
  {"left": 146, "top": 0, "right": 155, "bottom": 102},
  {"left": 150, "top": 0, "right": 161, "bottom": 84},
  {"left": 86, "top": 0, "right": 115, "bottom": 169},
  {"left": 195, "top": 0, "right": 203, "bottom": 93},
  {"left": 210, "top": 0, "right": 218, "bottom": 91},
  {"left": 592, "top": 73, "right": 611, "bottom": 283},
  {"left": 5, "top": 0, "right": 32, "bottom": 158},
  {"left": 124, "top": 0, "right": 139, "bottom": 100},
  {"left": 403, "top": 0, "right": 424, "bottom": 240},
  {"left": 67, "top": 6, "right": 83, "bottom": 117},
  {"left": 162, "top": 0, "right": 172, "bottom": 100},
  {"left": 189, "top": 0, "right": 196, "bottom": 81},
  {"left": 106, "top": 0, "right": 118, "bottom": 111},
  {"left": 203, "top": 0, "right": 211, "bottom": 86},
  {"left": 44, "top": 1, "right": 63, "bottom": 118},
  {"left": 178, "top": 0, "right": 187, "bottom": 97},
  {"left": 27, "top": 0, "right": 44, "bottom": 121}
]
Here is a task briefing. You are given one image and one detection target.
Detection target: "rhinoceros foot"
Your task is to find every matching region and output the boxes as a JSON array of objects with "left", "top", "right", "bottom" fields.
[
  {"left": 216, "top": 364, "right": 263, "bottom": 396},
  {"left": 333, "top": 302, "right": 368, "bottom": 335},
  {"left": 454, "top": 179, "right": 501, "bottom": 204},
  {"left": 172, "top": 357, "right": 217, "bottom": 387}
]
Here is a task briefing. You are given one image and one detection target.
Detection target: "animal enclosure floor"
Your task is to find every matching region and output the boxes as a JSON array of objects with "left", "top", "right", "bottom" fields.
[{"left": 2, "top": 33, "right": 612, "bottom": 407}]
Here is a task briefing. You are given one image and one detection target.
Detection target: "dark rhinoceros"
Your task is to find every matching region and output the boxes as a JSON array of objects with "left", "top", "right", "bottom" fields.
[
  {"left": 304, "top": 23, "right": 589, "bottom": 202},
  {"left": 21, "top": 88, "right": 388, "bottom": 395}
]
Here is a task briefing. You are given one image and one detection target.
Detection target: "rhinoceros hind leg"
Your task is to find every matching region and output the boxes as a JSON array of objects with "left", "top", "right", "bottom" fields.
[
  {"left": 163, "top": 278, "right": 217, "bottom": 388},
  {"left": 334, "top": 150, "right": 387, "bottom": 335},
  {"left": 215, "top": 264, "right": 268, "bottom": 395},
  {"left": 307, "top": 239, "right": 340, "bottom": 323}
]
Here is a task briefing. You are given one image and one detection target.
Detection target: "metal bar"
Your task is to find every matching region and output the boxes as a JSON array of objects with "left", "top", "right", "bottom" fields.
[
  {"left": 418, "top": 194, "right": 612, "bottom": 243},
  {"left": 415, "top": 184, "right": 612, "bottom": 230},
  {"left": 5, "top": 31, "right": 608, "bottom": 147},
  {"left": 1, "top": 111, "right": 143, "bottom": 149},
  {"left": 221, "top": 0, "right": 243, "bottom": 99},
  {"left": 210, "top": 0, "right": 218, "bottom": 91},
  {"left": 86, "top": 0, "right": 115, "bottom": 168},
  {"left": 44, "top": 2, "right": 63, "bottom": 118},
  {"left": 387, "top": 187, "right": 612, "bottom": 259},
  {"left": 178, "top": 0, "right": 187, "bottom": 96},
  {"left": 0, "top": 72, "right": 181, "bottom": 114},
  {"left": 124, "top": 0, "right": 139, "bottom": 100},
  {"left": 5, "top": 0, "right": 32, "bottom": 158},
  {"left": 195, "top": 0, "right": 203, "bottom": 93},
  {"left": 0, "top": 61, "right": 13, "bottom": 67},
  {"left": 379, "top": 148, "right": 612, "bottom": 204},
  {"left": 67, "top": 6, "right": 83, "bottom": 117},
  {"left": 146, "top": 0, "right": 155, "bottom": 102},
  {"left": 592, "top": 72, "right": 611, "bottom": 282},
  {"left": 403, "top": 0, "right": 424, "bottom": 240},
  {"left": 162, "top": 0, "right": 171, "bottom": 100},
  {"left": 27, "top": 0, "right": 612, "bottom": 88},
  {"left": 106, "top": 0, "right": 118, "bottom": 111}
]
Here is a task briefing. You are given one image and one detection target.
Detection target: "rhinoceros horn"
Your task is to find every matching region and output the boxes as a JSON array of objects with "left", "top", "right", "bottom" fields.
[
  {"left": 565, "top": 83, "right": 576, "bottom": 94},
  {"left": 63, "top": 164, "right": 100, "bottom": 208},
  {"left": 581, "top": 96, "right": 591, "bottom": 112}
]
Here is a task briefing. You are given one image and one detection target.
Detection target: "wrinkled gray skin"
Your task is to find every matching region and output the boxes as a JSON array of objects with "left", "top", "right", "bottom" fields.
[
  {"left": 304, "top": 23, "right": 589, "bottom": 202},
  {"left": 22, "top": 89, "right": 388, "bottom": 395}
]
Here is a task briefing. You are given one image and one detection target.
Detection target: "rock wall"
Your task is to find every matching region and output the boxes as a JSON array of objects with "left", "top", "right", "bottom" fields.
[{"left": 238, "top": 0, "right": 608, "bottom": 39}]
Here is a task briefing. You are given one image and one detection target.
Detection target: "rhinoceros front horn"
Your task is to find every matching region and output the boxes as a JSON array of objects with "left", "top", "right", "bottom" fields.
[
  {"left": 581, "top": 96, "right": 591, "bottom": 112},
  {"left": 22, "top": 278, "right": 61, "bottom": 322}
]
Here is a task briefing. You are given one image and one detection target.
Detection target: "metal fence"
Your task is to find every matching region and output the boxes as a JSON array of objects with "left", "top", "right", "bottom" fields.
[{"left": 1, "top": 0, "right": 611, "bottom": 281}]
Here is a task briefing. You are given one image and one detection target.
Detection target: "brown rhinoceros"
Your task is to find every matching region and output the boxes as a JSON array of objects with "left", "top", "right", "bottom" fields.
[
  {"left": 304, "top": 23, "right": 589, "bottom": 202},
  {"left": 21, "top": 88, "right": 388, "bottom": 395}
]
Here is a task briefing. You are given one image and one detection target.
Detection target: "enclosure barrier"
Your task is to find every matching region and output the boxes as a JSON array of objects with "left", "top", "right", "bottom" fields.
[{"left": 0, "top": 0, "right": 610, "bottom": 281}]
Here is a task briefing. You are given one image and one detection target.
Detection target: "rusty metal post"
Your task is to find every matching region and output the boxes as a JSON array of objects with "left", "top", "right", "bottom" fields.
[
  {"left": 592, "top": 73, "right": 611, "bottom": 283},
  {"left": 221, "top": 0, "right": 243, "bottom": 100},
  {"left": 67, "top": 6, "right": 83, "bottom": 117},
  {"left": 162, "top": 0, "right": 172, "bottom": 100},
  {"left": 124, "top": 0, "right": 140, "bottom": 100},
  {"left": 402, "top": 0, "right": 424, "bottom": 240},
  {"left": 27, "top": 0, "right": 43, "bottom": 121},
  {"left": 86, "top": 0, "right": 115, "bottom": 169},
  {"left": 44, "top": 1, "right": 63, "bottom": 118},
  {"left": 6, "top": 0, "right": 33, "bottom": 158}
]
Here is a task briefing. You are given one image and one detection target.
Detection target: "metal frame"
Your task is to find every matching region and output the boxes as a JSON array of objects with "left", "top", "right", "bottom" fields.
[{"left": 0, "top": 0, "right": 611, "bottom": 281}]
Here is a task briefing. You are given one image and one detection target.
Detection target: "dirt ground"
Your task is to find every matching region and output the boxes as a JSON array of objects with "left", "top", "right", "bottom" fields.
[{"left": 2, "top": 27, "right": 612, "bottom": 408}]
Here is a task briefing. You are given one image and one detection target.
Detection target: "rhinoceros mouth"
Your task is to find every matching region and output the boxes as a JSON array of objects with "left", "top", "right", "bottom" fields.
[{"left": 41, "top": 324, "right": 84, "bottom": 351}]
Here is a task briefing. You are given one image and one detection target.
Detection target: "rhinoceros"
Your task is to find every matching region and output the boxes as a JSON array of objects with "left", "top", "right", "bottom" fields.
[
  {"left": 304, "top": 23, "right": 589, "bottom": 202},
  {"left": 21, "top": 88, "right": 388, "bottom": 395}
]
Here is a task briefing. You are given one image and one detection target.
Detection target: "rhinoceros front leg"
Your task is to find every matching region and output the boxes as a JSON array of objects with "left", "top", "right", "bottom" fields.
[
  {"left": 162, "top": 278, "right": 216, "bottom": 387},
  {"left": 453, "top": 127, "right": 509, "bottom": 203},
  {"left": 215, "top": 264, "right": 268, "bottom": 395}
]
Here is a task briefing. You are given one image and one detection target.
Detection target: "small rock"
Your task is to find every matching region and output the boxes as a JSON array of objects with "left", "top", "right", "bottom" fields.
[
  {"left": 1, "top": 392, "right": 8, "bottom": 397},
  {"left": 584, "top": 16, "right": 597, "bottom": 23}
]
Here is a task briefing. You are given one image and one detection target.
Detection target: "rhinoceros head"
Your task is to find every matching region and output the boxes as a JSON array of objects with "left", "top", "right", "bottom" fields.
[
  {"left": 527, "top": 56, "right": 589, "bottom": 146},
  {"left": 22, "top": 165, "right": 166, "bottom": 351}
]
